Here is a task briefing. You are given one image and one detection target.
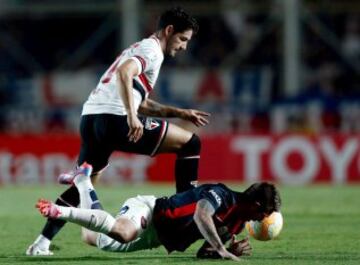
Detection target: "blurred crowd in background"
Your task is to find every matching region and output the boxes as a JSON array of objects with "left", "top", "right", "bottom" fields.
[{"left": 0, "top": 0, "right": 359, "bottom": 135}]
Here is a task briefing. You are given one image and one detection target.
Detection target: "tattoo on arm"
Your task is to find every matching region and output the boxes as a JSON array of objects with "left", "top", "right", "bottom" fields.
[
  {"left": 194, "top": 199, "right": 225, "bottom": 252},
  {"left": 138, "top": 99, "right": 181, "bottom": 118}
]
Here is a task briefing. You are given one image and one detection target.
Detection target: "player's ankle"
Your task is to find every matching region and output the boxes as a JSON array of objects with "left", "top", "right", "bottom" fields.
[
  {"left": 33, "top": 234, "right": 51, "bottom": 250},
  {"left": 74, "top": 176, "right": 93, "bottom": 191}
]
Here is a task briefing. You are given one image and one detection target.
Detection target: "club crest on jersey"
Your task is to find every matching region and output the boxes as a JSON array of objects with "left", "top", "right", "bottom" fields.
[
  {"left": 119, "top": 205, "right": 129, "bottom": 215},
  {"left": 145, "top": 118, "right": 160, "bottom": 130}
]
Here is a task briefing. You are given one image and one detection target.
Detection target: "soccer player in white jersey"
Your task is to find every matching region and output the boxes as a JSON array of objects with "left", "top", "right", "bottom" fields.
[{"left": 26, "top": 7, "right": 210, "bottom": 256}]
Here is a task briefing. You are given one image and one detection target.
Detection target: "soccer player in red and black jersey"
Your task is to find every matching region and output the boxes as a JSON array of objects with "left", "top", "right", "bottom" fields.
[{"left": 36, "top": 163, "right": 281, "bottom": 261}]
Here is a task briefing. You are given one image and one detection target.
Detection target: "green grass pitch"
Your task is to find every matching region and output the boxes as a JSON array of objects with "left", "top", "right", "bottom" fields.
[{"left": 0, "top": 183, "right": 359, "bottom": 264}]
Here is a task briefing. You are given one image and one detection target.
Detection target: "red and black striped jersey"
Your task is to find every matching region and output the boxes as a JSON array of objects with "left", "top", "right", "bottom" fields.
[{"left": 153, "top": 183, "right": 246, "bottom": 252}]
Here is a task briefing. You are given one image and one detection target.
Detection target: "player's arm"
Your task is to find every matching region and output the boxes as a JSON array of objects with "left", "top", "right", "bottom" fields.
[
  {"left": 116, "top": 59, "right": 143, "bottom": 142},
  {"left": 193, "top": 199, "right": 240, "bottom": 261},
  {"left": 139, "top": 99, "right": 210, "bottom": 127}
]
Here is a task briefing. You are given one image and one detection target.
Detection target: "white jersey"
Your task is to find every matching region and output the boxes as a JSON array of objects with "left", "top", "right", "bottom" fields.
[{"left": 82, "top": 35, "right": 164, "bottom": 116}]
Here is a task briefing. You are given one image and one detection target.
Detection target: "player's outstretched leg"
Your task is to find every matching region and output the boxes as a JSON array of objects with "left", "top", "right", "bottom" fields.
[
  {"left": 35, "top": 198, "right": 115, "bottom": 235},
  {"left": 25, "top": 163, "right": 92, "bottom": 256}
]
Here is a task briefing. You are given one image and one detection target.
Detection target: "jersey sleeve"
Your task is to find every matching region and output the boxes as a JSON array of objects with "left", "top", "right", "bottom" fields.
[
  {"left": 199, "top": 186, "right": 227, "bottom": 212},
  {"left": 131, "top": 40, "right": 161, "bottom": 74}
]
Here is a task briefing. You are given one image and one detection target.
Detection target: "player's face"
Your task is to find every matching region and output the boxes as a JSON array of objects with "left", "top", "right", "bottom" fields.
[
  {"left": 166, "top": 29, "right": 193, "bottom": 57},
  {"left": 249, "top": 202, "right": 269, "bottom": 221}
]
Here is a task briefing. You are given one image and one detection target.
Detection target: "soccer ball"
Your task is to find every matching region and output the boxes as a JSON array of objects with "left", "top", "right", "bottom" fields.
[{"left": 245, "top": 211, "right": 283, "bottom": 241}]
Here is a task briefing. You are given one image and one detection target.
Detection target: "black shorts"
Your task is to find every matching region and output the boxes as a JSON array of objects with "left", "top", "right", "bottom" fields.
[{"left": 78, "top": 114, "right": 168, "bottom": 173}]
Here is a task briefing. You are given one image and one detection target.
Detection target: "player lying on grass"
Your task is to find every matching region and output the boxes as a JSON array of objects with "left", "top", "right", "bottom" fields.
[{"left": 35, "top": 163, "right": 281, "bottom": 261}]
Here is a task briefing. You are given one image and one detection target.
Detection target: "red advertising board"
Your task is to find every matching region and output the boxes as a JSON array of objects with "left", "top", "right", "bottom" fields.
[
  {"left": 198, "top": 134, "right": 360, "bottom": 184},
  {"left": 0, "top": 134, "right": 359, "bottom": 185}
]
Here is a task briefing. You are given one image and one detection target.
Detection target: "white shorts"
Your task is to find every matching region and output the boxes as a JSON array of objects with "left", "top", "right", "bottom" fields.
[{"left": 96, "top": 195, "right": 161, "bottom": 252}]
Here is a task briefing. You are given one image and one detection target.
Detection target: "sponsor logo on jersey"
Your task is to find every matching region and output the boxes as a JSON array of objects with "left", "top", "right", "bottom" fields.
[
  {"left": 119, "top": 205, "right": 129, "bottom": 215},
  {"left": 145, "top": 118, "right": 160, "bottom": 130},
  {"left": 209, "top": 189, "right": 222, "bottom": 206},
  {"left": 141, "top": 216, "right": 148, "bottom": 229}
]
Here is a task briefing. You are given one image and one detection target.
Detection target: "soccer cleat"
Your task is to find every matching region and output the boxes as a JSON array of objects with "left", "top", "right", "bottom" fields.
[
  {"left": 26, "top": 243, "right": 53, "bottom": 256},
  {"left": 58, "top": 162, "right": 93, "bottom": 185},
  {"left": 36, "top": 199, "right": 62, "bottom": 219}
]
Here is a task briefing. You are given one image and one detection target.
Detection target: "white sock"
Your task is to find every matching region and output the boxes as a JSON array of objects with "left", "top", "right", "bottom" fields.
[
  {"left": 57, "top": 206, "right": 115, "bottom": 234},
  {"left": 34, "top": 234, "right": 51, "bottom": 250},
  {"left": 63, "top": 172, "right": 114, "bottom": 234},
  {"left": 74, "top": 174, "right": 94, "bottom": 209}
]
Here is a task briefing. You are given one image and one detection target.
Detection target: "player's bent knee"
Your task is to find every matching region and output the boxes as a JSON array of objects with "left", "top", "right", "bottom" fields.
[
  {"left": 109, "top": 218, "right": 137, "bottom": 243},
  {"left": 177, "top": 134, "right": 201, "bottom": 158}
]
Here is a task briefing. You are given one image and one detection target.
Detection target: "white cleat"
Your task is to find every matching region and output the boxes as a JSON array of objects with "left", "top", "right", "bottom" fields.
[{"left": 26, "top": 243, "right": 53, "bottom": 256}]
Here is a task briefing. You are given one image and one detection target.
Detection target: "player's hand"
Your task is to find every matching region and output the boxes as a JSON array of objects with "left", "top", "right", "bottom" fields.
[
  {"left": 127, "top": 114, "right": 143, "bottom": 142},
  {"left": 228, "top": 235, "right": 252, "bottom": 257},
  {"left": 217, "top": 247, "right": 241, "bottom": 262},
  {"left": 196, "top": 242, "right": 221, "bottom": 259},
  {"left": 181, "top": 109, "right": 210, "bottom": 127}
]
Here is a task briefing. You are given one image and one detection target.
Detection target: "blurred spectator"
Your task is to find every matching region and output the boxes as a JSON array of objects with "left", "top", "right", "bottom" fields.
[
  {"left": 296, "top": 62, "right": 341, "bottom": 132},
  {"left": 196, "top": 69, "right": 225, "bottom": 103},
  {"left": 342, "top": 15, "right": 360, "bottom": 67},
  {"left": 302, "top": 62, "right": 340, "bottom": 109},
  {"left": 193, "top": 16, "right": 237, "bottom": 67},
  {"left": 0, "top": 1, "right": 359, "bottom": 134},
  {"left": 45, "top": 109, "right": 67, "bottom": 133},
  {"left": 340, "top": 102, "right": 360, "bottom": 133}
]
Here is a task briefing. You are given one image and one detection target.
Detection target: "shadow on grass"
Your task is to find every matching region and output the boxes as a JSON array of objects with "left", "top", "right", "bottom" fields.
[
  {"left": 3, "top": 253, "right": 360, "bottom": 263},
  {"left": 0, "top": 255, "right": 198, "bottom": 263}
]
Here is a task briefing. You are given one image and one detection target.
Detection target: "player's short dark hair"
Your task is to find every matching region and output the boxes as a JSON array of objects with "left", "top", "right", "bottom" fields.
[
  {"left": 157, "top": 7, "right": 199, "bottom": 34},
  {"left": 244, "top": 182, "right": 282, "bottom": 214}
]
